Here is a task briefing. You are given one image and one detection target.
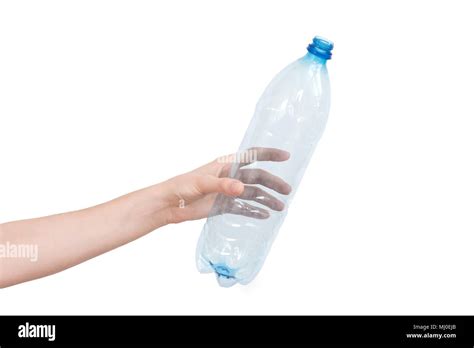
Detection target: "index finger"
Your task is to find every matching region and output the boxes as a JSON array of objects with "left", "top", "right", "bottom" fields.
[{"left": 237, "top": 147, "right": 290, "bottom": 168}]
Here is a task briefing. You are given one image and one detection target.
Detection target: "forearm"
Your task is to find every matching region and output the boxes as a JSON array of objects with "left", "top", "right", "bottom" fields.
[{"left": 0, "top": 182, "right": 172, "bottom": 289}]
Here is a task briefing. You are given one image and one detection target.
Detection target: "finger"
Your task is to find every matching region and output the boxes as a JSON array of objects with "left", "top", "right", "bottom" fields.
[
  {"left": 227, "top": 199, "right": 270, "bottom": 219},
  {"left": 239, "top": 185, "right": 285, "bottom": 211},
  {"left": 215, "top": 148, "right": 290, "bottom": 178},
  {"left": 236, "top": 168, "right": 292, "bottom": 195},
  {"left": 195, "top": 175, "right": 244, "bottom": 197},
  {"left": 237, "top": 147, "right": 290, "bottom": 168}
]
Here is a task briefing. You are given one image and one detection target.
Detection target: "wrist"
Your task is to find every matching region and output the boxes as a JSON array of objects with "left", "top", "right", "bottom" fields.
[{"left": 143, "top": 180, "right": 178, "bottom": 228}]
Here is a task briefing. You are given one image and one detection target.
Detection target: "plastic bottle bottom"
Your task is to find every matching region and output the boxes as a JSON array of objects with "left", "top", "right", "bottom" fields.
[
  {"left": 197, "top": 255, "right": 240, "bottom": 287},
  {"left": 211, "top": 262, "right": 238, "bottom": 288}
]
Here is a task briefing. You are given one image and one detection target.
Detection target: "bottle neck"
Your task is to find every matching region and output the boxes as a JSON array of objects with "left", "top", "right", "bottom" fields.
[{"left": 304, "top": 52, "right": 327, "bottom": 65}]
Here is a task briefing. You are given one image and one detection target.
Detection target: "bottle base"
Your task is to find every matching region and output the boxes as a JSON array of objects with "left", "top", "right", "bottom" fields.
[
  {"left": 197, "top": 256, "right": 240, "bottom": 287},
  {"left": 216, "top": 273, "right": 238, "bottom": 287}
]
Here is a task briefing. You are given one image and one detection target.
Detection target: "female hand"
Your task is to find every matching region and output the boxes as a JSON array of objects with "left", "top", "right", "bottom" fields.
[{"left": 161, "top": 147, "right": 292, "bottom": 224}]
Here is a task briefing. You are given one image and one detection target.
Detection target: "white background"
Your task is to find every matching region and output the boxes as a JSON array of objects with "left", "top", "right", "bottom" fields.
[{"left": 1, "top": 0, "right": 473, "bottom": 315}]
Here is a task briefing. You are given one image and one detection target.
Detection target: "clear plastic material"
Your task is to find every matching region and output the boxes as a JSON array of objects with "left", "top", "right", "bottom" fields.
[{"left": 196, "top": 37, "right": 334, "bottom": 287}]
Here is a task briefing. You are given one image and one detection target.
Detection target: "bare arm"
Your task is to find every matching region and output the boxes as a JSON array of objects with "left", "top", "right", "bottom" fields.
[{"left": 0, "top": 148, "right": 290, "bottom": 289}]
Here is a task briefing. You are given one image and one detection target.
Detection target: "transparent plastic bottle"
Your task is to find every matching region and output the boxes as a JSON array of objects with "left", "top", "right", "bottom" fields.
[{"left": 196, "top": 36, "right": 334, "bottom": 287}]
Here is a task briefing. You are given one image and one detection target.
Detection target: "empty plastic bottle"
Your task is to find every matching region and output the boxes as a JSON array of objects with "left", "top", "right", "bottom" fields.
[{"left": 196, "top": 36, "right": 334, "bottom": 287}]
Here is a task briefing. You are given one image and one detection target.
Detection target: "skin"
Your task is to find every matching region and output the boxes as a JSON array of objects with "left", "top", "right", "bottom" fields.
[{"left": 0, "top": 148, "right": 291, "bottom": 289}]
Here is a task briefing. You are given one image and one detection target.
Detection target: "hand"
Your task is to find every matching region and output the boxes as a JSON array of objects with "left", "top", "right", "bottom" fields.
[{"left": 161, "top": 147, "right": 292, "bottom": 224}]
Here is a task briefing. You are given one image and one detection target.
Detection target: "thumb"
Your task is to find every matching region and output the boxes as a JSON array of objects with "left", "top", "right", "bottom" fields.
[{"left": 195, "top": 175, "right": 244, "bottom": 197}]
